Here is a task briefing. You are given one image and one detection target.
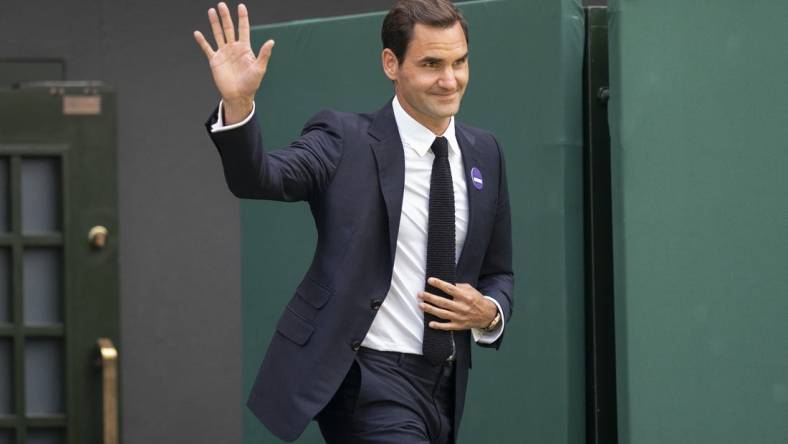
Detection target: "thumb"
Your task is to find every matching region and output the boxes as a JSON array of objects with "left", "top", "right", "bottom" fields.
[{"left": 256, "top": 39, "right": 275, "bottom": 72}]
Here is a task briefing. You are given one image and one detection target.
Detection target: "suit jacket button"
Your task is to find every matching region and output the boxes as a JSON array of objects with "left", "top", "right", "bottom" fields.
[
  {"left": 351, "top": 340, "right": 361, "bottom": 351},
  {"left": 370, "top": 299, "right": 382, "bottom": 310}
]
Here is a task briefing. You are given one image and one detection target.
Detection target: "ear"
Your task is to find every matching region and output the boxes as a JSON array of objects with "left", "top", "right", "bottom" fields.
[{"left": 381, "top": 48, "right": 399, "bottom": 82}]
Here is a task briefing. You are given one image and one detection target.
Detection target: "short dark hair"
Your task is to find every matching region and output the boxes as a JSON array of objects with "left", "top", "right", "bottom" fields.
[{"left": 381, "top": 0, "right": 469, "bottom": 63}]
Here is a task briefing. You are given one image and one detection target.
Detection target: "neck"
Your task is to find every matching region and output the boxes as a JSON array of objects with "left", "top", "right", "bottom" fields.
[{"left": 395, "top": 92, "right": 451, "bottom": 136}]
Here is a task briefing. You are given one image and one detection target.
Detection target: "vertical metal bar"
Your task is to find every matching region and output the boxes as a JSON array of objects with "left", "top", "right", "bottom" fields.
[
  {"left": 583, "top": 6, "right": 619, "bottom": 444},
  {"left": 97, "top": 338, "right": 118, "bottom": 444}
]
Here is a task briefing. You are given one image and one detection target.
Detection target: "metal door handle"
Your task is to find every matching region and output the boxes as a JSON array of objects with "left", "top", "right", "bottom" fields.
[
  {"left": 89, "top": 225, "right": 109, "bottom": 249},
  {"left": 97, "top": 338, "right": 119, "bottom": 444}
]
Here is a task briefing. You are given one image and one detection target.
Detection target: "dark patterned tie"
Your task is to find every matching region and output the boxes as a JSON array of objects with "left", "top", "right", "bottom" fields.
[{"left": 422, "top": 136, "right": 456, "bottom": 365}]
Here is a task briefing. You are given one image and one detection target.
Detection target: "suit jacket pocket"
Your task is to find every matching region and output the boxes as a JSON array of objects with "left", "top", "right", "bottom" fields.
[
  {"left": 276, "top": 307, "right": 315, "bottom": 346},
  {"left": 296, "top": 276, "right": 332, "bottom": 309},
  {"left": 286, "top": 276, "right": 332, "bottom": 322}
]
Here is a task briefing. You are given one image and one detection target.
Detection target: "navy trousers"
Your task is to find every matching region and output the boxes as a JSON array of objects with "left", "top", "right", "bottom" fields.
[{"left": 315, "top": 347, "right": 456, "bottom": 444}]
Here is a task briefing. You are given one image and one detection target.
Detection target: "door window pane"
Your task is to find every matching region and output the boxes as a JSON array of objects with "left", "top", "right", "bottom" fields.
[
  {"left": 26, "top": 430, "right": 62, "bottom": 444},
  {"left": 21, "top": 158, "right": 61, "bottom": 234},
  {"left": 0, "top": 249, "right": 9, "bottom": 324},
  {"left": 0, "top": 339, "right": 11, "bottom": 415},
  {"left": 23, "top": 249, "right": 61, "bottom": 326},
  {"left": 25, "top": 339, "right": 63, "bottom": 415},
  {"left": 0, "top": 158, "right": 8, "bottom": 232}
]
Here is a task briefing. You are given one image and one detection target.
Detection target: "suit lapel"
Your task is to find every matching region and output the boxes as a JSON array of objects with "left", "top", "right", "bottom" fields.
[
  {"left": 455, "top": 124, "right": 481, "bottom": 278},
  {"left": 368, "top": 101, "right": 405, "bottom": 266},
  {"left": 367, "top": 102, "right": 483, "bottom": 276}
]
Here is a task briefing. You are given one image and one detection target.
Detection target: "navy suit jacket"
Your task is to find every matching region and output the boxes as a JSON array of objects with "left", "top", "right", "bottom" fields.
[{"left": 205, "top": 99, "right": 513, "bottom": 442}]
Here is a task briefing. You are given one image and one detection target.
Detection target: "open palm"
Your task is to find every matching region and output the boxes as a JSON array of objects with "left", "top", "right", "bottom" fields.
[{"left": 193, "top": 2, "right": 274, "bottom": 105}]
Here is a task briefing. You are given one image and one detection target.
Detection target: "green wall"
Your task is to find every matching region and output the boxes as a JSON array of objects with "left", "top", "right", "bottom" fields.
[
  {"left": 242, "top": 1, "right": 586, "bottom": 442},
  {"left": 609, "top": 1, "right": 788, "bottom": 442}
]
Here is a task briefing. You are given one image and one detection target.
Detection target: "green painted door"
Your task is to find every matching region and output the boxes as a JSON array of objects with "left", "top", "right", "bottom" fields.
[{"left": 0, "top": 84, "right": 120, "bottom": 444}]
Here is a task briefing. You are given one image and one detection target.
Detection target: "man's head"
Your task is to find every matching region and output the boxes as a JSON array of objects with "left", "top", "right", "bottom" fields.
[{"left": 381, "top": 0, "right": 470, "bottom": 133}]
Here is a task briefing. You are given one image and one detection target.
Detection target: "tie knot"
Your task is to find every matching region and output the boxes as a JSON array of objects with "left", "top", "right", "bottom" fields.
[{"left": 431, "top": 137, "right": 449, "bottom": 159}]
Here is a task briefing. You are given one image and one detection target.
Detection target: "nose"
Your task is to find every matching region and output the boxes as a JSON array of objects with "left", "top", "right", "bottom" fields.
[{"left": 437, "top": 66, "right": 457, "bottom": 90}]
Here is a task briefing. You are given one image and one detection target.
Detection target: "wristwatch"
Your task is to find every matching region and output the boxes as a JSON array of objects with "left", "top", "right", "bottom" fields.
[{"left": 481, "top": 307, "right": 501, "bottom": 332}]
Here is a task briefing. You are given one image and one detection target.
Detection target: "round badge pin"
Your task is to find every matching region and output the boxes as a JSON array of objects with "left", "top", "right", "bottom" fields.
[{"left": 470, "top": 167, "right": 483, "bottom": 190}]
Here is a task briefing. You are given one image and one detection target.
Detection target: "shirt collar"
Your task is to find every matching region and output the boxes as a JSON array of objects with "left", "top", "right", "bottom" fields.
[{"left": 392, "top": 95, "right": 458, "bottom": 158}]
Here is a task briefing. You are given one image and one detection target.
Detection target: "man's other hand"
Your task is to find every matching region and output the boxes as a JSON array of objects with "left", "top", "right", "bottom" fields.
[
  {"left": 419, "top": 277, "right": 498, "bottom": 331},
  {"left": 193, "top": 2, "right": 274, "bottom": 124}
]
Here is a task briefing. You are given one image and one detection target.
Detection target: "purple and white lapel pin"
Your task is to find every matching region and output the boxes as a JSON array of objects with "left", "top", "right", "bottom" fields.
[{"left": 470, "top": 167, "right": 483, "bottom": 190}]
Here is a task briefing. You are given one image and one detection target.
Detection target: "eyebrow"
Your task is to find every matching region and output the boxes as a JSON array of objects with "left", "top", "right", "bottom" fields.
[{"left": 417, "top": 52, "right": 469, "bottom": 64}]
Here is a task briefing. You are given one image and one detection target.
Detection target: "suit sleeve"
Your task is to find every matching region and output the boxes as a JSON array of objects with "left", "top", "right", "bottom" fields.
[
  {"left": 204, "top": 103, "right": 344, "bottom": 202},
  {"left": 475, "top": 135, "right": 514, "bottom": 350}
]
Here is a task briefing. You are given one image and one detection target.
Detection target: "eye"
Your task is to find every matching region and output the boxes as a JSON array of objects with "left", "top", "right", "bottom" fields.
[{"left": 453, "top": 59, "right": 467, "bottom": 67}]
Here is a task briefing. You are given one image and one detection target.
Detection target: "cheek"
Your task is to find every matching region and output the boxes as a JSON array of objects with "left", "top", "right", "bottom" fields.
[
  {"left": 412, "top": 75, "right": 435, "bottom": 91},
  {"left": 457, "top": 70, "right": 469, "bottom": 88},
  {"left": 399, "top": 73, "right": 419, "bottom": 90},
  {"left": 400, "top": 71, "right": 440, "bottom": 98}
]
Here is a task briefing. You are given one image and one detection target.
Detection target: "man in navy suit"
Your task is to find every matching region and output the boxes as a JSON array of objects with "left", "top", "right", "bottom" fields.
[{"left": 194, "top": 1, "right": 513, "bottom": 442}]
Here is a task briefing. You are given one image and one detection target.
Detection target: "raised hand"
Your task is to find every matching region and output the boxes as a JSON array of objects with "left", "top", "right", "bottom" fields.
[{"left": 193, "top": 2, "right": 274, "bottom": 124}]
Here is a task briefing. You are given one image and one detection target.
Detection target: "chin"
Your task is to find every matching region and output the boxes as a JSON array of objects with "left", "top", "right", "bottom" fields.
[{"left": 434, "top": 102, "right": 460, "bottom": 118}]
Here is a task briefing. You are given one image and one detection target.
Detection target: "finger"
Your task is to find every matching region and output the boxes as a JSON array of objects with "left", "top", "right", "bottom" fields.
[
  {"left": 427, "top": 277, "right": 461, "bottom": 297},
  {"left": 218, "top": 2, "right": 236, "bottom": 43},
  {"left": 238, "top": 3, "right": 250, "bottom": 43},
  {"left": 419, "top": 291, "right": 459, "bottom": 311},
  {"left": 256, "top": 39, "right": 275, "bottom": 72},
  {"left": 428, "top": 321, "right": 463, "bottom": 331},
  {"left": 419, "top": 301, "right": 456, "bottom": 321},
  {"left": 208, "top": 8, "right": 225, "bottom": 47},
  {"left": 193, "top": 31, "right": 215, "bottom": 59}
]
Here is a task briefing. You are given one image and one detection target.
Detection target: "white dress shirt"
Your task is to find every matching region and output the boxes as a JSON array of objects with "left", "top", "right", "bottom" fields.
[{"left": 212, "top": 97, "right": 504, "bottom": 355}]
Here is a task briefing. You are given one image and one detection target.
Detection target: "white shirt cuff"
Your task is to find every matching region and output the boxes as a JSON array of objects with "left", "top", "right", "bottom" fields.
[
  {"left": 471, "top": 296, "right": 505, "bottom": 344},
  {"left": 211, "top": 99, "right": 256, "bottom": 133}
]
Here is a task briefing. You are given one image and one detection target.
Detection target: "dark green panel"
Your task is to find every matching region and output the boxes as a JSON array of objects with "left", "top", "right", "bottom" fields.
[
  {"left": 242, "top": 0, "right": 585, "bottom": 442},
  {"left": 609, "top": 1, "right": 788, "bottom": 443}
]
